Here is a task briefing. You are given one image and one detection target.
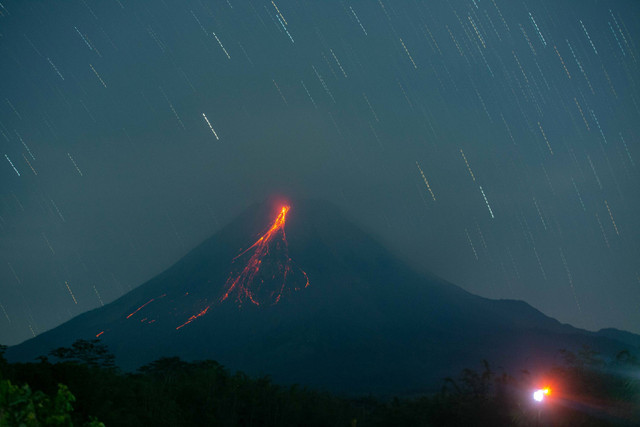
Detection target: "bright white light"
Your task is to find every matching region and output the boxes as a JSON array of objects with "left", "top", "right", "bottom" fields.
[
  {"left": 533, "top": 388, "right": 550, "bottom": 402},
  {"left": 533, "top": 389, "right": 544, "bottom": 402}
]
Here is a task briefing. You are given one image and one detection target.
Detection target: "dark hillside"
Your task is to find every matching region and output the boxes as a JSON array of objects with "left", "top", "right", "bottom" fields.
[{"left": 6, "top": 199, "right": 639, "bottom": 395}]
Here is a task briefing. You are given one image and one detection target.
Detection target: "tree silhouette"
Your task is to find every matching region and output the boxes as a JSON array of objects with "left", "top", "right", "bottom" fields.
[{"left": 49, "top": 339, "right": 115, "bottom": 369}]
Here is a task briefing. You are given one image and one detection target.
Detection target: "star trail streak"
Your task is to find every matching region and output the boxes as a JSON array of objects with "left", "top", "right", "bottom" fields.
[
  {"left": 4, "top": 154, "right": 20, "bottom": 176},
  {"left": 479, "top": 186, "right": 494, "bottom": 219},
  {"left": 202, "top": 113, "right": 219, "bottom": 140},
  {"left": 416, "top": 161, "right": 436, "bottom": 201}
]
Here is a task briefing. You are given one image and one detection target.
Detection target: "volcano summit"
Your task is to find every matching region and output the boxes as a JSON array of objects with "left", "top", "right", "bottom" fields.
[
  {"left": 6, "top": 199, "right": 638, "bottom": 394},
  {"left": 176, "top": 205, "right": 309, "bottom": 330},
  {"left": 219, "top": 205, "right": 309, "bottom": 308}
]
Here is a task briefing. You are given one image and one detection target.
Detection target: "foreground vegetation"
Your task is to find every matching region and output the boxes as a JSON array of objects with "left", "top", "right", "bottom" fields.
[{"left": 1, "top": 341, "right": 638, "bottom": 426}]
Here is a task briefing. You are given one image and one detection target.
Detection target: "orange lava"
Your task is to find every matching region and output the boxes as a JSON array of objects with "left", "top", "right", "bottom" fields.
[
  {"left": 126, "top": 298, "right": 156, "bottom": 319},
  {"left": 125, "top": 294, "right": 166, "bottom": 319},
  {"left": 176, "top": 305, "right": 210, "bottom": 330},
  {"left": 220, "top": 205, "right": 309, "bottom": 306},
  {"left": 175, "top": 205, "right": 309, "bottom": 330}
]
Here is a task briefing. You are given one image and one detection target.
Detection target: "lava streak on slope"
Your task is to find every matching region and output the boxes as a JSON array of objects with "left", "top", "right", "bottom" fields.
[
  {"left": 221, "top": 205, "right": 309, "bottom": 306},
  {"left": 126, "top": 298, "right": 156, "bottom": 319},
  {"left": 176, "top": 205, "right": 309, "bottom": 330},
  {"left": 125, "top": 294, "right": 166, "bottom": 319}
]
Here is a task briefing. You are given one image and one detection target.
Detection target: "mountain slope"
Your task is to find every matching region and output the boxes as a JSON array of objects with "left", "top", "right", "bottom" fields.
[{"left": 6, "top": 198, "right": 638, "bottom": 394}]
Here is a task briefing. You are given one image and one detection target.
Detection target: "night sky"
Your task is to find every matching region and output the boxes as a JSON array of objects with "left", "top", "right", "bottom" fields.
[{"left": 1, "top": 0, "right": 638, "bottom": 346}]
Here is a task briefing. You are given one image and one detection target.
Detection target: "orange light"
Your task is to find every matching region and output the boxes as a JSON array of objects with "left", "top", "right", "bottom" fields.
[
  {"left": 177, "top": 204, "right": 309, "bottom": 330},
  {"left": 125, "top": 294, "right": 166, "bottom": 320},
  {"left": 126, "top": 298, "right": 155, "bottom": 319},
  {"left": 176, "top": 305, "right": 210, "bottom": 330},
  {"left": 221, "top": 204, "right": 308, "bottom": 306}
]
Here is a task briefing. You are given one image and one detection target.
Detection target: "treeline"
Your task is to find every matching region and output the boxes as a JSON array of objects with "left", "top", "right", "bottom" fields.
[{"left": 1, "top": 341, "right": 639, "bottom": 426}]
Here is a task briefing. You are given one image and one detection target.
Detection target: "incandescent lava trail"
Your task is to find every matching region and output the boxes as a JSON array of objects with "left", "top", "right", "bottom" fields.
[
  {"left": 221, "top": 205, "right": 309, "bottom": 306},
  {"left": 176, "top": 205, "right": 309, "bottom": 330}
]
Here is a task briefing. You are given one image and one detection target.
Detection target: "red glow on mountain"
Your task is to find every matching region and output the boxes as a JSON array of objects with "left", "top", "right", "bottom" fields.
[
  {"left": 125, "top": 294, "right": 166, "bottom": 320},
  {"left": 175, "top": 205, "right": 309, "bottom": 330},
  {"left": 220, "top": 205, "right": 309, "bottom": 306},
  {"left": 176, "top": 305, "right": 210, "bottom": 330},
  {"left": 126, "top": 298, "right": 155, "bottom": 319}
]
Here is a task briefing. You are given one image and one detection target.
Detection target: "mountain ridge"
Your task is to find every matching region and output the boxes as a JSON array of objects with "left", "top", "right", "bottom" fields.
[{"left": 6, "top": 198, "right": 638, "bottom": 395}]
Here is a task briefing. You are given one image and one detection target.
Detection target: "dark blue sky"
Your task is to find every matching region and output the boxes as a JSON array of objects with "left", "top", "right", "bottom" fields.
[{"left": 0, "top": 0, "right": 638, "bottom": 345}]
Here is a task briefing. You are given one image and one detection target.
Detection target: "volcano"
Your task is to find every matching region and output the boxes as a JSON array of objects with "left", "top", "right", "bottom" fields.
[{"left": 6, "top": 199, "right": 639, "bottom": 394}]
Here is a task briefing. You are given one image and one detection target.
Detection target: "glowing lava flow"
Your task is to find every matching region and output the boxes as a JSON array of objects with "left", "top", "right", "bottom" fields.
[
  {"left": 126, "top": 298, "right": 156, "bottom": 319},
  {"left": 125, "top": 294, "right": 166, "bottom": 319},
  {"left": 220, "top": 205, "right": 309, "bottom": 306},
  {"left": 176, "top": 305, "right": 210, "bottom": 330},
  {"left": 175, "top": 205, "right": 309, "bottom": 330}
]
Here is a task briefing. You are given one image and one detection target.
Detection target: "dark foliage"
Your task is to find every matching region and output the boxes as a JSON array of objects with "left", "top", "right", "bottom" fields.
[
  {"left": 49, "top": 340, "right": 115, "bottom": 369},
  {"left": 1, "top": 342, "right": 639, "bottom": 426}
]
